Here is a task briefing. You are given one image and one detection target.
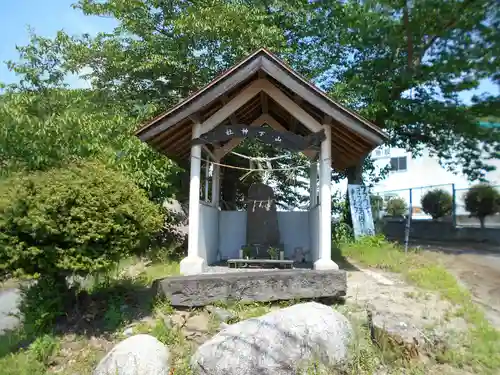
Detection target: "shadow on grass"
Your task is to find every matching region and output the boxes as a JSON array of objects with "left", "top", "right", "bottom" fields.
[
  {"left": 0, "top": 277, "right": 156, "bottom": 359},
  {"left": 56, "top": 278, "right": 156, "bottom": 337},
  {"left": 331, "top": 245, "right": 360, "bottom": 271}
]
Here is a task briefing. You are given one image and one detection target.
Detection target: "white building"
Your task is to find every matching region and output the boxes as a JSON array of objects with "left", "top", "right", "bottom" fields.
[{"left": 370, "top": 122, "right": 500, "bottom": 217}]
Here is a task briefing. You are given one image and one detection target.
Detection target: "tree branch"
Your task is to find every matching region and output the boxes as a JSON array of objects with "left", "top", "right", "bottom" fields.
[{"left": 414, "top": 0, "right": 477, "bottom": 67}]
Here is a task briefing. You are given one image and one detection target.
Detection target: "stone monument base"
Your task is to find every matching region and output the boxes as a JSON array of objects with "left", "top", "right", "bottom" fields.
[
  {"left": 179, "top": 256, "right": 206, "bottom": 275},
  {"left": 153, "top": 269, "right": 347, "bottom": 307}
]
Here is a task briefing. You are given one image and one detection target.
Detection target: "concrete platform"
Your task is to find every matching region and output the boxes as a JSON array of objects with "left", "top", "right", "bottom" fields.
[{"left": 153, "top": 269, "right": 347, "bottom": 307}]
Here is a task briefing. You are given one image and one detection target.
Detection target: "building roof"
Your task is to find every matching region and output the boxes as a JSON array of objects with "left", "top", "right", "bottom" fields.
[{"left": 136, "top": 48, "right": 389, "bottom": 170}]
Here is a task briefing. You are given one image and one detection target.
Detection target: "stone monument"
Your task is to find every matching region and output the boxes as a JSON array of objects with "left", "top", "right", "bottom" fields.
[{"left": 246, "top": 182, "right": 281, "bottom": 247}]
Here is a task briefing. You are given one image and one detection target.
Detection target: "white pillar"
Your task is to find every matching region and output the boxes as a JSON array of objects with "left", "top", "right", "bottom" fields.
[
  {"left": 314, "top": 124, "right": 339, "bottom": 270},
  {"left": 309, "top": 162, "right": 318, "bottom": 208},
  {"left": 212, "top": 162, "right": 220, "bottom": 208},
  {"left": 180, "top": 121, "right": 207, "bottom": 275}
]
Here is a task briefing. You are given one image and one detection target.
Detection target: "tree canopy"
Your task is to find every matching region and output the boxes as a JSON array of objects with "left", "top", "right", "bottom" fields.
[{"left": 1, "top": 0, "right": 499, "bottom": 206}]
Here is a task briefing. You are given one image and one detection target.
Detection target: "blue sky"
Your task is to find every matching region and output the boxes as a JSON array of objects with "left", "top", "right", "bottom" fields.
[
  {"left": 0, "top": 0, "right": 498, "bottom": 103},
  {"left": 0, "top": 0, "right": 116, "bottom": 85}
]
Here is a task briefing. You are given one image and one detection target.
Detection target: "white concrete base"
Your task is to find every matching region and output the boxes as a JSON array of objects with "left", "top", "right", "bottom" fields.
[
  {"left": 313, "top": 258, "right": 339, "bottom": 271},
  {"left": 179, "top": 256, "right": 207, "bottom": 275}
]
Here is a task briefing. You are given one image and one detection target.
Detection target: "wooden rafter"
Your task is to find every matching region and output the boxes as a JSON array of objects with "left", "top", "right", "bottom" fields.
[{"left": 212, "top": 113, "right": 317, "bottom": 160}]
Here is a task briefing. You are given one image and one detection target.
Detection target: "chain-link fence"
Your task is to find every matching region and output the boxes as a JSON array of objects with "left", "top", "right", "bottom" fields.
[{"left": 373, "top": 183, "right": 500, "bottom": 228}]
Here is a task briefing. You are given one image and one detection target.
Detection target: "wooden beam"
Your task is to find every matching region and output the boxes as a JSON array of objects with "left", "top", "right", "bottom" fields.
[
  {"left": 260, "top": 56, "right": 385, "bottom": 145},
  {"left": 202, "top": 78, "right": 323, "bottom": 136},
  {"left": 200, "top": 79, "right": 266, "bottom": 135},
  {"left": 212, "top": 113, "right": 316, "bottom": 160},
  {"left": 290, "top": 115, "right": 297, "bottom": 133},
  {"left": 221, "top": 95, "right": 239, "bottom": 125},
  {"left": 260, "top": 80, "right": 323, "bottom": 133},
  {"left": 213, "top": 113, "right": 268, "bottom": 160},
  {"left": 261, "top": 92, "right": 268, "bottom": 114},
  {"left": 140, "top": 56, "right": 263, "bottom": 140},
  {"left": 261, "top": 114, "right": 316, "bottom": 159},
  {"left": 202, "top": 145, "right": 218, "bottom": 161},
  {"left": 290, "top": 95, "right": 302, "bottom": 133}
]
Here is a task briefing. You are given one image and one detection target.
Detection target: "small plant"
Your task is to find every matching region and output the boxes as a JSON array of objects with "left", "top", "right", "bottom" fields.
[
  {"left": 332, "top": 221, "right": 354, "bottom": 246},
  {"left": 103, "top": 296, "right": 126, "bottom": 331},
  {"left": 421, "top": 188, "right": 453, "bottom": 220},
  {"left": 267, "top": 246, "right": 278, "bottom": 260},
  {"left": 385, "top": 197, "right": 408, "bottom": 217},
  {"left": 242, "top": 245, "right": 252, "bottom": 259},
  {"left": 464, "top": 183, "right": 500, "bottom": 228},
  {"left": 17, "top": 277, "right": 66, "bottom": 336},
  {"left": 28, "top": 334, "right": 59, "bottom": 365}
]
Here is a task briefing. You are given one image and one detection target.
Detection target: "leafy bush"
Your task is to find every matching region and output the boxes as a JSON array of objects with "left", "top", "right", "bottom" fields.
[
  {"left": 332, "top": 221, "right": 354, "bottom": 247},
  {"left": 385, "top": 197, "right": 408, "bottom": 217},
  {"left": 17, "top": 278, "right": 66, "bottom": 335},
  {"left": 464, "top": 184, "right": 500, "bottom": 228},
  {"left": 0, "top": 161, "right": 164, "bottom": 281},
  {"left": 28, "top": 334, "right": 60, "bottom": 365},
  {"left": 421, "top": 189, "right": 453, "bottom": 220},
  {"left": 370, "top": 194, "right": 384, "bottom": 220}
]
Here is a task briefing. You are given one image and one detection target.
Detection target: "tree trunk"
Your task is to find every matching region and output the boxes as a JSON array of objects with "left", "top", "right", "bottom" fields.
[{"left": 479, "top": 216, "right": 485, "bottom": 229}]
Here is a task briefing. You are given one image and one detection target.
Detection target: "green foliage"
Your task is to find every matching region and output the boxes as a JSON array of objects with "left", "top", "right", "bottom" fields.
[
  {"left": 4, "top": 0, "right": 500, "bottom": 204},
  {"left": 331, "top": 221, "right": 354, "bottom": 247},
  {"left": 0, "top": 161, "right": 163, "bottom": 280},
  {"left": 370, "top": 194, "right": 384, "bottom": 220},
  {"left": 0, "top": 88, "right": 180, "bottom": 202},
  {"left": 311, "top": 0, "right": 500, "bottom": 182},
  {"left": 267, "top": 246, "right": 279, "bottom": 260},
  {"left": 421, "top": 189, "right": 453, "bottom": 220},
  {"left": 385, "top": 197, "right": 408, "bottom": 217},
  {"left": 341, "top": 237, "right": 500, "bottom": 374},
  {"left": 464, "top": 184, "right": 500, "bottom": 227},
  {"left": 17, "top": 277, "right": 66, "bottom": 336},
  {"left": 103, "top": 296, "right": 126, "bottom": 331},
  {"left": 241, "top": 245, "right": 252, "bottom": 259},
  {"left": 28, "top": 335, "right": 59, "bottom": 365}
]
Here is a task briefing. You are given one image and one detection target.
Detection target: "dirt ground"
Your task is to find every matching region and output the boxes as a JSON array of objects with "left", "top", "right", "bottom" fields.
[{"left": 413, "top": 241, "right": 500, "bottom": 328}]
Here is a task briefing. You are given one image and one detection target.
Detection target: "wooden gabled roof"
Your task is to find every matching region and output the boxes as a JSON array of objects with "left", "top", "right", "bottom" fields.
[{"left": 136, "top": 48, "right": 389, "bottom": 170}]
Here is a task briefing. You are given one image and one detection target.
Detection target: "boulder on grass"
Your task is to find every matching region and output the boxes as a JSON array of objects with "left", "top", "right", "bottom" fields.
[
  {"left": 93, "top": 334, "right": 170, "bottom": 375},
  {"left": 191, "top": 302, "right": 352, "bottom": 375}
]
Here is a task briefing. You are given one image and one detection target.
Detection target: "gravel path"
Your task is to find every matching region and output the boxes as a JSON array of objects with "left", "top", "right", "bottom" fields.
[{"left": 0, "top": 287, "right": 20, "bottom": 334}]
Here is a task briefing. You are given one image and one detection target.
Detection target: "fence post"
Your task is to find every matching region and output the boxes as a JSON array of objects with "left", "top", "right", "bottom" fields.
[
  {"left": 404, "top": 188, "right": 412, "bottom": 254},
  {"left": 451, "top": 183, "right": 456, "bottom": 227}
]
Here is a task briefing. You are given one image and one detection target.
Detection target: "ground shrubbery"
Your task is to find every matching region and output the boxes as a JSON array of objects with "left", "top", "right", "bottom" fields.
[
  {"left": 0, "top": 161, "right": 164, "bottom": 333},
  {"left": 421, "top": 188, "right": 453, "bottom": 220},
  {"left": 464, "top": 183, "right": 500, "bottom": 228},
  {"left": 385, "top": 196, "right": 407, "bottom": 217}
]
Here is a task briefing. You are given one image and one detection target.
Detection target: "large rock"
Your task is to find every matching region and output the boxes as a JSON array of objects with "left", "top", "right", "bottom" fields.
[
  {"left": 191, "top": 302, "right": 352, "bottom": 375},
  {"left": 155, "top": 269, "right": 347, "bottom": 307},
  {"left": 93, "top": 334, "right": 170, "bottom": 375},
  {"left": 367, "top": 308, "right": 468, "bottom": 361}
]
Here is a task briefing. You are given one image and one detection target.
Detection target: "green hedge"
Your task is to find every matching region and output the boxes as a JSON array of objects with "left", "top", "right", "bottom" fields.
[{"left": 0, "top": 161, "right": 163, "bottom": 280}]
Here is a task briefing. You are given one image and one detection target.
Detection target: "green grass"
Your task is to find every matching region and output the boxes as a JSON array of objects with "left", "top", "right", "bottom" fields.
[
  {"left": 3, "top": 239, "right": 499, "bottom": 374},
  {"left": 340, "top": 235, "right": 500, "bottom": 374},
  {"left": 0, "top": 256, "right": 181, "bottom": 375}
]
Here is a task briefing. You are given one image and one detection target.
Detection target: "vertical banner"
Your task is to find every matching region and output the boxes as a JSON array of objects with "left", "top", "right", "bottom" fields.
[{"left": 347, "top": 184, "right": 375, "bottom": 239}]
